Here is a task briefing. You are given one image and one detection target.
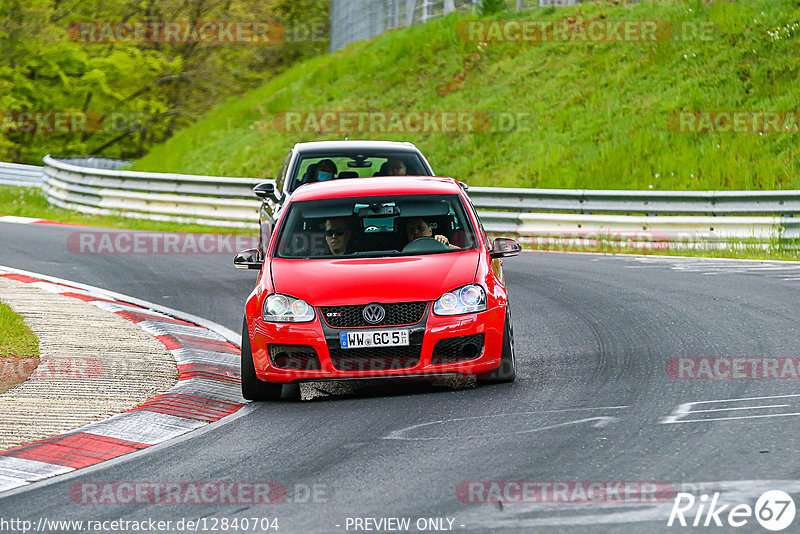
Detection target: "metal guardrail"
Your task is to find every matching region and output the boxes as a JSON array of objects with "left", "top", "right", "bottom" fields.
[
  {"left": 42, "top": 155, "right": 264, "bottom": 228},
  {"left": 0, "top": 158, "right": 129, "bottom": 187},
  {"left": 32, "top": 156, "right": 800, "bottom": 242},
  {"left": 467, "top": 187, "right": 800, "bottom": 216},
  {"left": 479, "top": 212, "right": 799, "bottom": 244},
  {"left": 0, "top": 162, "right": 45, "bottom": 187},
  {"left": 467, "top": 187, "right": 800, "bottom": 245},
  {"left": 54, "top": 157, "right": 131, "bottom": 171}
]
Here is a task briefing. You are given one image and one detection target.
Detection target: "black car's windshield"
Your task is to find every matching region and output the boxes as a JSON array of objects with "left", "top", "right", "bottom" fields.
[
  {"left": 275, "top": 194, "right": 476, "bottom": 258},
  {"left": 288, "top": 151, "right": 430, "bottom": 192}
]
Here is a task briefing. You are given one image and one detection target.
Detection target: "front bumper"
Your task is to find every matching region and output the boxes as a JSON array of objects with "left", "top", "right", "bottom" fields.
[{"left": 248, "top": 304, "right": 505, "bottom": 383}]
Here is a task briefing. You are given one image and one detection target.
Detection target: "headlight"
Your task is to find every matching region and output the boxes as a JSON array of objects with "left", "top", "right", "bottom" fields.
[
  {"left": 433, "top": 284, "right": 486, "bottom": 316},
  {"left": 263, "top": 294, "right": 315, "bottom": 322}
]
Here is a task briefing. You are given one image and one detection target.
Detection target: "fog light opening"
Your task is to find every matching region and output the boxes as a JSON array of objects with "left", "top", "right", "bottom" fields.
[{"left": 461, "top": 343, "right": 480, "bottom": 360}]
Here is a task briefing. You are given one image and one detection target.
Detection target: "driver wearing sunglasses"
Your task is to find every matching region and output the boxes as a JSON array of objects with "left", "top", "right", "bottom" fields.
[{"left": 324, "top": 218, "right": 353, "bottom": 255}]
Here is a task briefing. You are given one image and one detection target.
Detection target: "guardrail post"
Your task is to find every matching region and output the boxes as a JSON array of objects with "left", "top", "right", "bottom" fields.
[
  {"left": 782, "top": 216, "right": 800, "bottom": 240},
  {"left": 405, "top": 0, "right": 416, "bottom": 26},
  {"left": 390, "top": 0, "right": 400, "bottom": 27}
]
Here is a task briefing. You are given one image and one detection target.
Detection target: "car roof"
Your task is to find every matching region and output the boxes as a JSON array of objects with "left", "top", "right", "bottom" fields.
[
  {"left": 290, "top": 176, "right": 462, "bottom": 202},
  {"left": 292, "top": 140, "right": 421, "bottom": 153}
]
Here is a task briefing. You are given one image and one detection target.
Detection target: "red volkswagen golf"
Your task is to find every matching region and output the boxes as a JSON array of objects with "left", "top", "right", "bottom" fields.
[{"left": 234, "top": 176, "right": 521, "bottom": 400}]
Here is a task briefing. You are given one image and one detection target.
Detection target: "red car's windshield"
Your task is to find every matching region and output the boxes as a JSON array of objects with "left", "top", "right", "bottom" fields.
[
  {"left": 290, "top": 152, "right": 430, "bottom": 192},
  {"left": 275, "top": 194, "right": 477, "bottom": 258}
]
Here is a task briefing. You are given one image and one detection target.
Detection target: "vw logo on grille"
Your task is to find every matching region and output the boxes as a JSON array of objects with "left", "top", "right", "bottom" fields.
[{"left": 363, "top": 303, "right": 385, "bottom": 324}]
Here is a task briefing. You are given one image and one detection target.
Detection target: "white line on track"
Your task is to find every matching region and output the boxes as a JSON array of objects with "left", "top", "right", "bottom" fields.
[
  {"left": 689, "top": 404, "right": 789, "bottom": 413},
  {"left": 661, "top": 394, "right": 800, "bottom": 424},
  {"left": 383, "top": 406, "right": 629, "bottom": 441}
]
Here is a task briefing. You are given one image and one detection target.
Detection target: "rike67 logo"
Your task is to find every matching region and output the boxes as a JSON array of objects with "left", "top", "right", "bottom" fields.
[{"left": 668, "top": 490, "right": 796, "bottom": 531}]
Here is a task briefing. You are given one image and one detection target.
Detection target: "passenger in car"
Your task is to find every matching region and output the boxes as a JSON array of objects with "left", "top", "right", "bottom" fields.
[
  {"left": 324, "top": 217, "right": 354, "bottom": 255},
  {"left": 405, "top": 217, "right": 460, "bottom": 249},
  {"left": 307, "top": 159, "right": 337, "bottom": 183},
  {"left": 317, "top": 159, "right": 338, "bottom": 181},
  {"left": 385, "top": 158, "right": 407, "bottom": 176}
]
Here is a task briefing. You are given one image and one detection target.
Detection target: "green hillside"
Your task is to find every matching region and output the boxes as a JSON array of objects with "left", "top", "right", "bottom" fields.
[{"left": 133, "top": 0, "right": 800, "bottom": 191}]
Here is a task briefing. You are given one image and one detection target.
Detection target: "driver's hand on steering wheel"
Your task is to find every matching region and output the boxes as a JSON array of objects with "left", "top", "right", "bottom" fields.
[{"left": 434, "top": 235, "right": 461, "bottom": 249}]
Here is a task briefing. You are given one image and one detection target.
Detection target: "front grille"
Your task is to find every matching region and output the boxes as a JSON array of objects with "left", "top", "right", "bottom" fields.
[
  {"left": 430, "top": 334, "right": 485, "bottom": 365},
  {"left": 268, "top": 344, "right": 321, "bottom": 371},
  {"left": 320, "top": 302, "right": 428, "bottom": 328},
  {"left": 329, "top": 346, "right": 421, "bottom": 372}
]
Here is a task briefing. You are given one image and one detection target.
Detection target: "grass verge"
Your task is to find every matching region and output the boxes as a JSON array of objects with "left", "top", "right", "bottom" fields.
[
  {"left": 0, "top": 186, "right": 254, "bottom": 235},
  {"left": 0, "top": 301, "right": 39, "bottom": 395}
]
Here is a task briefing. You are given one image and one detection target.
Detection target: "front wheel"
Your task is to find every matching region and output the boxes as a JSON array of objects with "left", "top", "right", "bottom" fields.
[
  {"left": 477, "top": 309, "right": 516, "bottom": 384},
  {"left": 241, "top": 318, "right": 283, "bottom": 401}
]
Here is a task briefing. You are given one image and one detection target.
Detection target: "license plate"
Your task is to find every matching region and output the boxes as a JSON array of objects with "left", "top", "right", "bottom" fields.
[{"left": 339, "top": 329, "right": 409, "bottom": 349}]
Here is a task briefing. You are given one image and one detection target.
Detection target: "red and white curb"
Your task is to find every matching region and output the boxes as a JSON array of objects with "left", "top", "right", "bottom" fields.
[
  {"left": 0, "top": 215, "right": 85, "bottom": 226},
  {"left": 0, "top": 266, "right": 246, "bottom": 493}
]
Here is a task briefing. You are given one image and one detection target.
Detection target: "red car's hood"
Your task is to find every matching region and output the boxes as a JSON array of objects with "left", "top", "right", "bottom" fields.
[{"left": 270, "top": 251, "right": 480, "bottom": 306}]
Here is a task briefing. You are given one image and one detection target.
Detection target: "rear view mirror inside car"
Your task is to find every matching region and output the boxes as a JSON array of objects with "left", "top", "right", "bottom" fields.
[
  {"left": 355, "top": 202, "right": 400, "bottom": 217},
  {"left": 347, "top": 159, "right": 373, "bottom": 168}
]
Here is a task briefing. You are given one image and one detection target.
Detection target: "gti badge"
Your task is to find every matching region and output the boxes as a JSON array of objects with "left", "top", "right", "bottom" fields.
[{"left": 363, "top": 303, "right": 385, "bottom": 324}]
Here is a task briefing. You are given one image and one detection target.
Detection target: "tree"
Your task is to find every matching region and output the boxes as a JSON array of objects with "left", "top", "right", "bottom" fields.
[{"left": 0, "top": 0, "right": 331, "bottom": 163}]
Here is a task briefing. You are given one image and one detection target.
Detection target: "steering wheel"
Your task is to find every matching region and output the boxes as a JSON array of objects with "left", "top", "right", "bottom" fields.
[{"left": 402, "top": 236, "right": 450, "bottom": 253}]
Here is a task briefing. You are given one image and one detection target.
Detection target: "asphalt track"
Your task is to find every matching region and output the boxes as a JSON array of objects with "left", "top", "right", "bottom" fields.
[{"left": 0, "top": 222, "right": 799, "bottom": 533}]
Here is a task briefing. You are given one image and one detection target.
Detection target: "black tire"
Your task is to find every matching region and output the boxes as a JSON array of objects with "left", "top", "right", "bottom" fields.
[
  {"left": 477, "top": 308, "right": 516, "bottom": 384},
  {"left": 241, "top": 318, "right": 284, "bottom": 401}
]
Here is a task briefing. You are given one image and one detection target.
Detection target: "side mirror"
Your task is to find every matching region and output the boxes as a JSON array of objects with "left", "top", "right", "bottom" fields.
[
  {"left": 253, "top": 182, "right": 280, "bottom": 203},
  {"left": 234, "top": 248, "right": 263, "bottom": 270},
  {"left": 489, "top": 237, "right": 522, "bottom": 259}
]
